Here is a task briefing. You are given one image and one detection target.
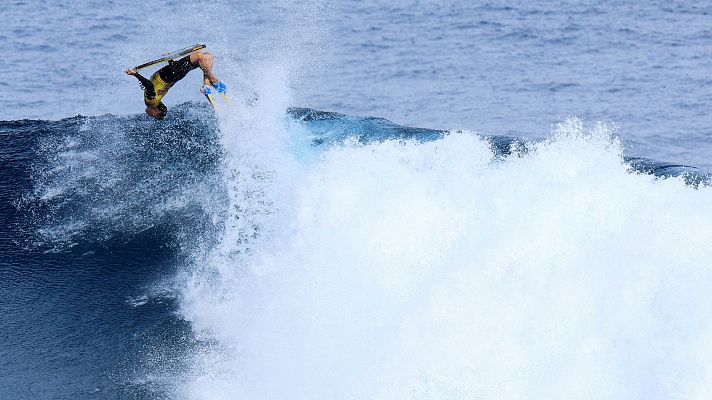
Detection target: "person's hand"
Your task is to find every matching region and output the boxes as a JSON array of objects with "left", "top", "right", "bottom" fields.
[{"left": 125, "top": 68, "right": 137, "bottom": 76}]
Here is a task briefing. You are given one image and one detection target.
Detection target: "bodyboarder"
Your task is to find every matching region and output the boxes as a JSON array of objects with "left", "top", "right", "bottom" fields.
[{"left": 125, "top": 50, "right": 226, "bottom": 119}]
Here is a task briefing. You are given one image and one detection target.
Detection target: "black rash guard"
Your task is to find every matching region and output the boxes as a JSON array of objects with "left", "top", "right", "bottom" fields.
[{"left": 132, "top": 72, "right": 155, "bottom": 99}]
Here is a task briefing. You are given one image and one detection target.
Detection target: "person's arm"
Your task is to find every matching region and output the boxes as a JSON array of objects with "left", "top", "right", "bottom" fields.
[{"left": 125, "top": 69, "right": 155, "bottom": 98}]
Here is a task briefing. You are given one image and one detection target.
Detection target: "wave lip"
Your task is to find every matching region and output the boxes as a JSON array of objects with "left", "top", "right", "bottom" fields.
[{"left": 288, "top": 107, "right": 712, "bottom": 186}]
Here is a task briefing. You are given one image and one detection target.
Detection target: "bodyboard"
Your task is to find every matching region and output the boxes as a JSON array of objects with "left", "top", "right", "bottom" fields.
[{"left": 134, "top": 44, "right": 206, "bottom": 71}]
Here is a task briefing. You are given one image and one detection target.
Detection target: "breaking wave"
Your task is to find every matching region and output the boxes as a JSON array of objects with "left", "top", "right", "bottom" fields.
[{"left": 13, "top": 89, "right": 712, "bottom": 399}]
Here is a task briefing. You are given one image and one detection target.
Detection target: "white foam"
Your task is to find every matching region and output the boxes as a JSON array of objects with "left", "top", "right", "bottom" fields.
[{"left": 179, "top": 108, "right": 712, "bottom": 400}]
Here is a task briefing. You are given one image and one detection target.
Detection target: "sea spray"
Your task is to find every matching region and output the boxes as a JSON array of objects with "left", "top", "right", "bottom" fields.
[
  {"left": 180, "top": 113, "right": 712, "bottom": 400},
  {"left": 25, "top": 109, "right": 224, "bottom": 251},
  {"left": 179, "top": 64, "right": 304, "bottom": 397}
]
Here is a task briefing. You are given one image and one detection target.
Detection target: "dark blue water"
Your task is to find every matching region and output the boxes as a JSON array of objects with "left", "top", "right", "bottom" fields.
[{"left": 0, "top": 112, "right": 215, "bottom": 399}]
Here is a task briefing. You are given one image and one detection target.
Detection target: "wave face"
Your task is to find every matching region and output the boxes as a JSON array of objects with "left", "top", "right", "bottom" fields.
[
  {"left": 3, "top": 104, "right": 226, "bottom": 399},
  {"left": 5, "top": 100, "right": 712, "bottom": 399}
]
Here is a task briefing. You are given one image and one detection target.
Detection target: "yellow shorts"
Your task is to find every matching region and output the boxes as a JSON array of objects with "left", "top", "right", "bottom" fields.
[{"left": 144, "top": 73, "right": 174, "bottom": 107}]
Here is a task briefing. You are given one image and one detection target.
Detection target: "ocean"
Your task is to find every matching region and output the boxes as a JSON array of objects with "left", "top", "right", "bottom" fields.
[{"left": 2, "top": 1, "right": 712, "bottom": 399}]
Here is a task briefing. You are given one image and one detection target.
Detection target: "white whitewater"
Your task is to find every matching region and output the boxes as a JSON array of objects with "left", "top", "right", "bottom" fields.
[{"left": 179, "top": 67, "right": 712, "bottom": 399}]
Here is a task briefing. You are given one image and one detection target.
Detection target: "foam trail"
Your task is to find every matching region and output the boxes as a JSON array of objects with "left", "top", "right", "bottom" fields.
[{"left": 181, "top": 106, "right": 712, "bottom": 400}]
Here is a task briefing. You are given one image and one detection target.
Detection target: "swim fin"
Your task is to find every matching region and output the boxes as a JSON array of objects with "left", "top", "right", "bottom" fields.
[
  {"left": 212, "top": 81, "right": 231, "bottom": 103},
  {"left": 201, "top": 85, "right": 215, "bottom": 107},
  {"left": 212, "top": 81, "right": 227, "bottom": 95}
]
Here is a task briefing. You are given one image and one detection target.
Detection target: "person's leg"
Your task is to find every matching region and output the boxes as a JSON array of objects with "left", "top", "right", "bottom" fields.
[{"left": 189, "top": 51, "right": 218, "bottom": 85}]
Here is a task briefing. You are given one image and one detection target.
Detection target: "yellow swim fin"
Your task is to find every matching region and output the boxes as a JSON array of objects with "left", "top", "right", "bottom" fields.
[{"left": 201, "top": 85, "right": 216, "bottom": 108}]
